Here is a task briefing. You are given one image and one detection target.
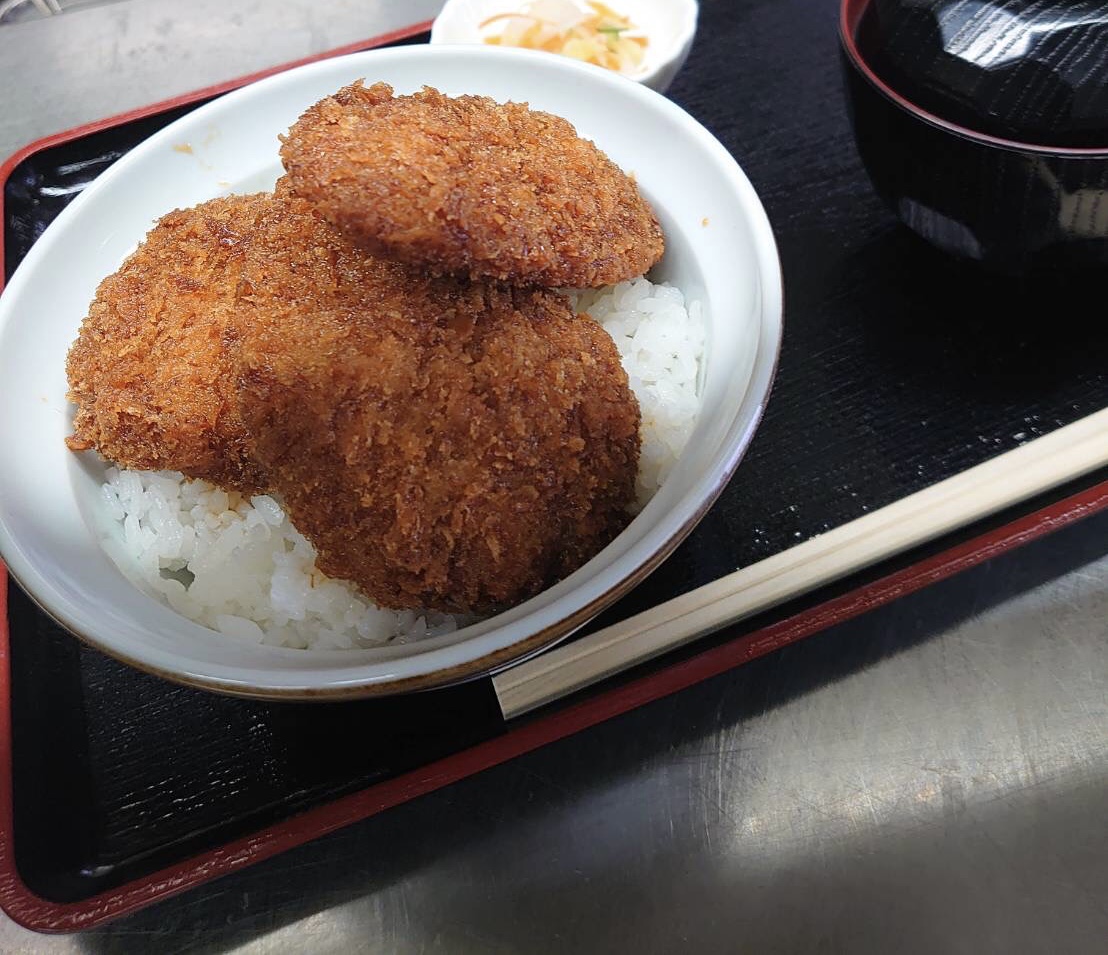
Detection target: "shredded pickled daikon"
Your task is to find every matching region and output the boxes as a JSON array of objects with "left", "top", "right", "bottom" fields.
[{"left": 481, "top": 0, "right": 648, "bottom": 74}]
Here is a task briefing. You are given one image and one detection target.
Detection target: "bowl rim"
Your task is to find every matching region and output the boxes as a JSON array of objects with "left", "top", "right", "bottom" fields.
[
  {"left": 840, "top": 0, "right": 1108, "bottom": 158},
  {"left": 0, "top": 43, "right": 781, "bottom": 701},
  {"left": 429, "top": 0, "right": 700, "bottom": 89}
]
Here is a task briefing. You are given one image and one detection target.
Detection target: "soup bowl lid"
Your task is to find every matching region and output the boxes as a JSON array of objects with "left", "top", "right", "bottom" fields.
[{"left": 853, "top": 0, "right": 1108, "bottom": 149}]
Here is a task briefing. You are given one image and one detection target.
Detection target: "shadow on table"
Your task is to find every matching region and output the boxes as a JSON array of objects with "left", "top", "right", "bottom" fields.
[{"left": 73, "top": 504, "right": 1108, "bottom": 953}]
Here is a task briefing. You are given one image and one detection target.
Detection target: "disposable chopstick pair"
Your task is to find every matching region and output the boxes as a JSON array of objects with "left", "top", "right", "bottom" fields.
[{"left": 493, "top": 406, "right": 1108, "bottom": 719}]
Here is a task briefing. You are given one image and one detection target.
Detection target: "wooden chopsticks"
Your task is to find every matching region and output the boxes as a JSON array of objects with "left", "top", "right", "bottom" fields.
[{"left": 493, "top": 407, "right": 1108, "bottom": 719}]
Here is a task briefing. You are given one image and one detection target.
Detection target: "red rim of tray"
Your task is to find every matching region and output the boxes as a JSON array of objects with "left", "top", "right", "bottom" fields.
[{"left": 3, "top": 474, "right": 1107, "bottom": 931}]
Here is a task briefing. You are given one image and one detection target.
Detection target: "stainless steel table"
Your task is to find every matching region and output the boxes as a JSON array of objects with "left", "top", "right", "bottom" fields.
[{"left": 1, "top": 2, "right": 1105, "bottom": 951}]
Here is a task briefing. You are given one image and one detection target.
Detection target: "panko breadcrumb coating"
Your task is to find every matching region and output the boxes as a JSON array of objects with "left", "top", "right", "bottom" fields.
[
  {"left": 65, "top": 195, "right": 271, "bottom": 493},
  {"left": 66, "top": 188, "right": 641, "bottom": 613},
  {"left": 65, "top": 191, "right": 409, "bottom": 492},
  {"left": 279, "top": 81, "right": 664, "bottom": 288},
  {"left": 236, "top": 270, "right": 641, "bottom": 614}
]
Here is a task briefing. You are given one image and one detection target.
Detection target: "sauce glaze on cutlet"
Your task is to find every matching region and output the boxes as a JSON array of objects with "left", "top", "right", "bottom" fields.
[
  {"left": 65, "top": 194, "right": 272, "bottom": 493},
  {"left": 279, "top": 81, "right": 664, "bottom": 288},
  {"left": 235, "top": 269, "right": 642, "bottom": 614}
]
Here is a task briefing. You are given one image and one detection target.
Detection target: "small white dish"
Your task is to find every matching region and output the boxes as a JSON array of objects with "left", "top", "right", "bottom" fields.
[
  {"left": 430, "top": 0, "right": 698, "bottom": 93},
  {"left": 0, "top": 44, "right": 779, "bottom": 700}
]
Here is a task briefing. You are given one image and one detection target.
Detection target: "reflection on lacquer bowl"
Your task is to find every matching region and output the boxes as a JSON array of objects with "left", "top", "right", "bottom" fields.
[
  {"left": 0, "top": 45, "right": 781, "bottom": 701},
  {"left": 841, "top": 0, "right": 1108, "bottom": 269}
]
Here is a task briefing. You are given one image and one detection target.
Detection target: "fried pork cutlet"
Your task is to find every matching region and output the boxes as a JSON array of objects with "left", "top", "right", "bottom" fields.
[
  {"left": 64, "top": 191, "right": 386, "bottom": 493},
  {"left": 279, "top": 81, "right": 664, "bottom": 288},
  {"left": 65, "top": 195, "right": 271, "bottom": 493},
  {"left": 235, "top": 271, "right": 641, "bottom": 614}
]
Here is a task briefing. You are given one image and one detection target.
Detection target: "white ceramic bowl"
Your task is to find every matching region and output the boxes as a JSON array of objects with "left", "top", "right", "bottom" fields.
[
  {"left": 430, "top": 0, "right": 698, "bottom": 93},
  {"left": 0, "top": 44, "right": 780, "bottom": 700}
]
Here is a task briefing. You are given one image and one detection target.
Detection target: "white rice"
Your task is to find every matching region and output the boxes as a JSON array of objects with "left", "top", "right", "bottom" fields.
[
  {"left": 571, "top": 277, "right": 705, "bottom": 508},
  {"left": 98, "top": 276, "right": 705, "bottom": 649}
]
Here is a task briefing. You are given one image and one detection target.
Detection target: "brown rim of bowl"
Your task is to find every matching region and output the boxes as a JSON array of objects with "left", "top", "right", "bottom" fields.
[
  {"left": 840, "top": 0, "right": 1108, "bottom": 158},
  {"left": 3, "top": 305, "right": 782, "bottom": 702}
]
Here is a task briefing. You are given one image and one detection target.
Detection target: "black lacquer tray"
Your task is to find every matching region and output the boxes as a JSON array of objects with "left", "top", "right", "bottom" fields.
[{"left": 3, "top": 0, "right": 1108, "bottom": 931}]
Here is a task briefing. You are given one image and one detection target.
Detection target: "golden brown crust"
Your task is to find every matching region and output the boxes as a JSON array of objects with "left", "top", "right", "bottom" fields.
[
  {"left": 236, "top": 269, "right": 641, "bottom": 614},
  {"left": 68, "top": 112, "right": 647, "bottom": 613},
  {"left": 65, "top": 195, "right": 271, "bottom": 492},
  {"left": 279, "top": 81, "right": 664, "bottom": 288}
]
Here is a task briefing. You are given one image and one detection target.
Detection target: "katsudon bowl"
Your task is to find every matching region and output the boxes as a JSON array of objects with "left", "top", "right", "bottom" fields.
[{"left": 0, "top": 44, "right": 781, "bottom": 700}]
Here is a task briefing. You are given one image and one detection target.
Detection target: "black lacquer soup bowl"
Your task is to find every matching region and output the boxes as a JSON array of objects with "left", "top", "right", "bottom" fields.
[{"left": 841, "top": 0, "right": 1108, "bottom": 269}]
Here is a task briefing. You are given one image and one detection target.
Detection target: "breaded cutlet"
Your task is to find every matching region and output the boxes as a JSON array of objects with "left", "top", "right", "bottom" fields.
[
  {"left": 235, "top": 270, "right": 641, "bottom": 614},
  {"left": 65, "top": 194, "right": 271, "bottom": 492},
  {"left": 68, "top": 182, "right": 643, "bottom": 614},
  {"left": 279, "top": 81, "right": 664, "bottom": 289},
  {"left": 65, "top": 191, "right": 383, "bottom": 493}
]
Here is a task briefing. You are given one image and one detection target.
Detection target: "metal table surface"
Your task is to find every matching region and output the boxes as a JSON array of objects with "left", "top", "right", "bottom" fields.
[{"left": 1, "top": 1, "right": 1106, "bottom": 951}]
